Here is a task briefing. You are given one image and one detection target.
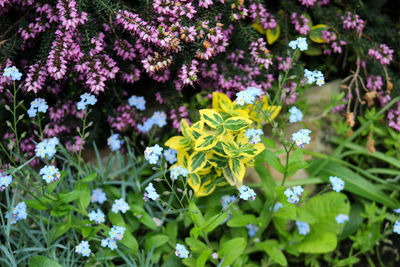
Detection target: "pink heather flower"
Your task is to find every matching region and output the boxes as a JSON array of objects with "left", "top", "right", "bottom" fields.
[
  {"left": 177, "top": 59, "right": 199, "bottom": 88},
  {"left": 366, "top": 75, "right": 383, "bottom": 91},
  {"left": 298, "top": 0, "right": 317, "bottom": 7},
  {"left": 113, "top": 39, "right": 137, "bottom": 61},
  {"left": 170, "top": 107, "right": 191, "bottom": 131},
  {"left": 248, "top": 3, "right": 277, "bottom": 30},
  {"left": 108, "top": 103, "right": 140, "bottom": 133},
  {"left": 277, "top": 57, "right": 292, "bottom": 72},
  {"left": 291, "top": 13, "right": 310, "bottom": 35},
  {"left": 249, "top": 38, "right": 273, "bottom": 69},
  {"left": 341, "top": 12, "right": 365, "bottom": 34},
  {"left": 155, "top": 92, "right": 166, "bottom": 104},
  {"left": 281, "top": 81, "right": 298, "bottom": 105},
  {"left": 199, "top": 0, "right": 213, "bottom": 8},
  {"left": 368, "top": 44, "right": 394, "bottom": 66},
  {"left": 387, "top": 101, "right": 400, "bottom": 132}
]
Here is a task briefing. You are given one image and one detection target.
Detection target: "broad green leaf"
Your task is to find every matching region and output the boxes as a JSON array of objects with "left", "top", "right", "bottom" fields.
[
  {"left": 59, "top": 190, "right": 81, "bottom": 203},
  {"left": 50, "top": 204, "right": 72, "bottom": 217},
  {"left": 195, "top": 134, "right": 218, "bottom": 151},
  {"left": 120, "top": 231, "right": 139, "bottom": 252},
  {"left": 130, "top": 204, "right": 158, "bottom": 230},
  {"left": 181, "top": 119, "right": 193, "bottom": 138},
  {"left": 48, "top": 171, "right": 67, "bottom": 193},
  {"left": 108, "top": 210, "right": 125, "bottom": 226},
  {"left": 297, "top": 232, "right": 337, "bottom": 253},
  {"left": 254, "top": 162, "right": 276, "bottom": 198},
  {"left": 263, "top": 150, "right": 285, "bottom": 173},
  {"left": 25, "top": 197, "right": 51, "bottom": 210},
  {"left": 188, "top": 151, "right": 207, "bottom": 173},
  {"left": 238, "top": 143, "right": 265, "bottom": 158},
  {"left": 207, "top": 153, "right": 229, "bottom": 168},
  {"left": 144, "top": 234, "right": 169, "bottom": 250},
  {"left": 185, "top": 238, "right": 208, "bottom": 252},
  {"left": 75, "top": 182, "right": 90, "bottom": 211},
  {"left": 218, "top": 237, "right": 246, "bottom": 267},
  {"left": 307, "top": 160, "right": 400, "bottom": 208},
  {"left": 304, "top": 44, "right": 322, "bottom": 56},
  {"left": 266, "top": 24, "right": 280, "bottom": 44},
  {"left": 80, "top": 172, "right": 97, "bottom": 182},
  {"left": 196, "top": 249, "right": 211, "bottom": 267},
  {"left": 51, "top": 222, "right": 71, "bottom": 243},
  {"left": 223, "top": 116, "right": 252, "bottom": 131},
  {"left": 227, "top": 214, "right": 257, "bottom": 227},
  {"left": 199, "top": 109, "right": 224, "bottom": 129},
  {"left": 29, "top": 256, "right": 62, "bottom": 267},
  {"left": 222, "top": 166, "right": 236, "bottom": 186},
  {"left": 256, "top": 240, "right": 287, "bottom": 266},
  {"left": 189, "top": 201, "right": 205, "bottom": 227},
  {"left": 309, "top": 24, "right": 328, "bottom": 43},
  {"left": 203, "top": 213, "right": 229, "bottom": 233}
]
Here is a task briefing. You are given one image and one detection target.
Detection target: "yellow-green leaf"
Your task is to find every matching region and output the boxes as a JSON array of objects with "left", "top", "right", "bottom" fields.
[
  {"left": 266, "top": 24, "right": 280, "bottom": 45},
  {"left": 195, "top": 180, "right": 216, "bottom": 197},
  {"left": 212, "top": 92, "right": 234, "bottom": 113},
  {"left": 223, "top": 116, "right": 252, "bottom": 131},
  {"left": 165, "top": 136, "right": 191, "bottom": 150},
  {"left": 264, "top": 105, "right": 282, "bottom": 123},
  {"left": 229, "top": 158, "right": 245, "bottom": 182},
  {"left": 181, "top": 119, "right": 192, "bottom": 138},
  {"left": 188, "top": 173, "right": 201, "bottom": 192},
  {"left": 199, "top": 109, "right": 224, "bottom": 129},
  {"left": 195, "top": 134, "right": 218, "bottom": 151},
  {"left": 208, "top": 153, "right": 229, "bottom": 168},
  {"left": 238, "top": 143, "right": 265, "bottom": 158},
  {"left": 188, "top": 151, "right": 207, "bottom": 173},
  {"left": 222, "top": 166, "right": 236, "bottom": 186},
  {"left": 252, "top": 22, "right": 266, "bottom": 35},
  {"left": 309, "top": 24, "right": 329, "bottom": 43}
]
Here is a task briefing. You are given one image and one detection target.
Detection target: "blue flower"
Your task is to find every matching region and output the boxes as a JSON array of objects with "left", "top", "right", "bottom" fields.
[
  {"left": 329, "top": 176, "right": 345, "bottom": 192},
  {"left": 3, "top": 66, "right": 22, "bottom": 81},
  {"left": 75, "top": 240, "right": 91, "bottom": 257},
  {"left": 246, "top": 223, "right": 259, "bottom": 237},
  {"left": 88, "top": 209, "right": 105, "bottom": 224},
  {"left": 288, "top": 106, "right": 303, "bottom": 123},
  {"left": 137, "top": 111, "right": 167, "bottom": 132},
  {"left": 284, "top": 186, "right": 303, "bottom": 204},
  {"left": 144, "top": 144, "right": 163, "bottom": 164},
  {"left": 144, "top": 183, "right": 160, "bottom": 201},
  {"left": 77, "top": 93, "right": 97, "bottom": 110},
  {"left": 0, "top": 172, "right": 13, "bottom": 191},
  {"left": 39, "top": 165, "right": 60, "bottom": 183},
  {"left": 5, "top": 201, "right": 27, "bottom": 224},
  {"left": 128, "top": 95, "right": 146, "bottom": 110},
  {"left": 28, "top": 98, "right": 48, "bottom": 118},
  {"left": 35, "top": 137, "right": 59, "bottom": 159},
  {"left": 107, "top": 133, "right": 123, "bottom": 151},
  {"left": 175, "top": 243, "right": 190, "bottom": 258},
  {"left": 394, "top": 220, "right": 400, "bottom": 235},
  {"left": 109, "top": 226, "right": 126, "bottom": 240},
  {"left": 235, "top": 87, "right": 262, "bottom": 106},
  {"left": 304, "top": 69, "right": 325, "bottom": 86},
  {"left": 394, "top": 208, "right": 400, "bottom": 214},
  {"left": 245, "top": 128, "right": 263, "bottom": 144},
  {"left": 292, "top": 129, "right": 311, "bottom": 148},
  {"left": 91, "top": 188, "right": 107, "bottom": 204},
  {"left": 273, "top": 202, "right": 283, "bottom": 212},
  {"left": 296, "top": 221, "right": 310, "bottom": 235},
  {"left": 239, "top": 185, "right": 256, "bottom": 201},
  {"left": 221, "top": 195, "right": 236, "bottom": 209},
  {"left": 335, "top": 214, "right": 349, "bottom": 224},
  {"left": 170, "top": 165, "right": 190, "bottom": 181},
  {"left": 164, "top": 148, "right": 178, "bottom": 164},
  {"left": 289, "top": 37, "right": 308, "bottom": 51},
  {"left": 111, "top": 198, "right": 130, "bottom": 214}
]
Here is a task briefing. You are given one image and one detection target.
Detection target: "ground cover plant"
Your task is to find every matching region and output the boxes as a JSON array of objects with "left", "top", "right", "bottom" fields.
[{"left": 0, "top": 0, "right": 400, "bottom": 266}]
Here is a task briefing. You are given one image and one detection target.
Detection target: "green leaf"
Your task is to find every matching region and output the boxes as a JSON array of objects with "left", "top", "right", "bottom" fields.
[
  {"left": 108, "top": 210, "right": 125, "bottom": 226},
  {"left": 47, "top": 171, "right": 67, "bottom": 193},
  {"left": 185, "top": 238, "right": 208, "bottom": 252},
  {"left": 307, "top": 160, "right": 400, "bottom": 208},
  {"left": 120, "top": 231, "right": 139, "bottom": 252},
  {"left": 203, "top": 213, "right": 229, "bottom": 233},
  {"left": 252, "top": 22, "right": 265, "bottom": 34},
  {"left": 309, "top": 24, "right": 328, "bottom": 43},
  {"left": 266, "top": 24, "right": 280, "bottom": 44},
  {"left": 195, "top": 134, "right": 217, "bottom": 151},
  {"left": 80, "top": 173, "right": 97, "bottom": 182},
  {"left": 297, "top": 232, "right": 337, "bottom": 253},
  {"left": 218, "top": 237, "right": 246, "bottom": 267},
  {"left": 223, "top": 116, "right": 252, "bottom": 131},
  {"left": 263, "top": 150, "right": 285, "bottom": 173},
  {"left": 256, "top": 240, "right": 287, "bottom": 266},
  {"left": 254, "top": 162, "right": 276, "bottom": 198},
  {"left": 51, "top": 223, "right": 71, "bottom": 243},
  {"left": 25, "top": 197, "right": 51, "bottom": 210},
  {"left": 58, "top": 190, "right": 81, "bottom": 203},
  {"left": 304, "top": 44, "right": 322, "bottom": 56},
  {"left": 189, "top": 201, "right": 205, "bottom": 228},
  {"left": 75, "top": 182, "right": 90, "bottom": 211},
  {"left": 144, "top": 234, "right": 169, "bottom": 250},
  {"left": 196, "top": 249, "right": 211, "bottom": 267},
  {"left": 227, "top": 214, "right": 257, "bottom": 227},
  {"left": 29, "top": 256, "right": 62, "bottom": 267}
]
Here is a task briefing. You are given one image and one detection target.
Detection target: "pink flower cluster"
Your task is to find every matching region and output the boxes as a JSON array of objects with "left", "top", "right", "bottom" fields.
[
  {"left": 176, "top": 59, "right": 199, "bottom": 90},
  {"left": 341, "top": 12, "right": 365, "bottom": 34},
  {"left": 281, "top": 81, "right": 298, "bottom": 105},
  {"left": 249, "top": 2, "right": 277, "bottom": 30},
  {"left": 298, "top": 0, "right": 330, "bottom": 7},
  {"left": 291, "top": 13, "right": 310, "bottom": 35},
  {"left": 388, "top": 101, "right": 400, "bottom": 132},
  {"left": 170, "top": 107, "right": 191, "bottom": 131},
  {"left": 108, "top": 103, "right": 140, "bottom": 133},
  {"left": 249, "top": 38, "right": 273, "bottom": 69},
  {"left": 321, "top": 30, "right": 346, "bottom": 55},
  {"left": 19, "top": 4, "right": 56, "bottom": 40},
  {"left": 368, "top": 44, "right": 394, "bottom": 66}
]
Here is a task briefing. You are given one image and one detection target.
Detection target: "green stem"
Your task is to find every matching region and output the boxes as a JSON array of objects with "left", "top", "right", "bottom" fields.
[
  {"left": 12, "top": 81, "right": 22, "bottom": 160},
  {"left": 281, "top": 143, "right": 294, "bottom": 186}
]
